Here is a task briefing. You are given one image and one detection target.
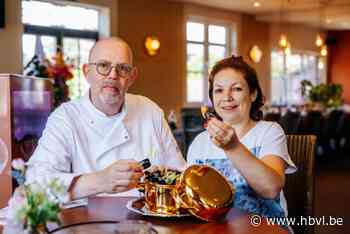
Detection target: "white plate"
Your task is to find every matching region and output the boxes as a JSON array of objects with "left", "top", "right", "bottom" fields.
[{"left": 126, "top": 198, "right": 191, "bottom": 218}]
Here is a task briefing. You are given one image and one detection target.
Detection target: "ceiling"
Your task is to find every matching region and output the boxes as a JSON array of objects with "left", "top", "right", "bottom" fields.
[{"left": 175, "top": 0, "right": 350, "bottom": 30}]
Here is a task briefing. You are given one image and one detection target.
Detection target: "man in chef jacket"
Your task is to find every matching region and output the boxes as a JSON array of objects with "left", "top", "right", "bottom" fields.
[{"left": 27, "top": 37, "right": 186, "bottom": 199}]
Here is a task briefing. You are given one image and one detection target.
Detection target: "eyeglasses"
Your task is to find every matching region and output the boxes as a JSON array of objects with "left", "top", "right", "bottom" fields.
[{"left": 89, "top": 61, "right": 134, "bottom": 77}]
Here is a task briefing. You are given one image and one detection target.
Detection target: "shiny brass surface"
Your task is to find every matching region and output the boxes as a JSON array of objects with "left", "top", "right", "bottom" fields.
[
  {"left": 143, "top": 182, "right": 180, "bottom": 215},
  {"left": 175, "top": 165, "right": 234, "bottom": 221},
  {"left": 140, "top": 165, "right": 234, "bottom": 221},
  {"left": 184, "top": 165, "right": 233, "bottom": 208}
]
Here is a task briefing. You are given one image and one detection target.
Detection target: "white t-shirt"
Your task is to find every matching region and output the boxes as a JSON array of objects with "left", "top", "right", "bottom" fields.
[{"left": 187, "top": 121, "right": 297, "bottom": 219}]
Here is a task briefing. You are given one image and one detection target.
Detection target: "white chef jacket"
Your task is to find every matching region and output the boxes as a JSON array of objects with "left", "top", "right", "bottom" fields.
[{"left": 27, "top": 92, "right": 186, "bottom": 197}]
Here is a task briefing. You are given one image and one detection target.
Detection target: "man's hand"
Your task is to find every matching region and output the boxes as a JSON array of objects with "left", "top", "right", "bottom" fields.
[
  {"left": 70, "top": 159, "right": 144, "bottom": 199},
  {"left": 100, "top": 159, "right": 144, "bottom": 193}
]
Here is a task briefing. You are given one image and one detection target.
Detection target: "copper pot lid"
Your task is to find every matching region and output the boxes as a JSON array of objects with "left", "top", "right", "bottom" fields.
[{"left": 175, "top": 165, "right": 235, "bottom": 221}]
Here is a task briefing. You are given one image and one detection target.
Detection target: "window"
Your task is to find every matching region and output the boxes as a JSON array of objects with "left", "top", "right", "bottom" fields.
[
  {"left": 270, "top": 50, "right": 325, "bottom": 106},
  {"left": 22, "top": 0, "right": 99, "bottom": 99},
  {"left": 186, "top": 20, "right": 235, "bottom": 104}
]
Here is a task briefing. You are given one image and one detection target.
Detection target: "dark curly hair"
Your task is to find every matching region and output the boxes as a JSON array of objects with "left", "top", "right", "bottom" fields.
[{"left": 208, "top": 55, "right": 265, "bottom": 121}]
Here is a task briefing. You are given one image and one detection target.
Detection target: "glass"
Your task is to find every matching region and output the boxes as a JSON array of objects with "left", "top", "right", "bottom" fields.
[
  {"left": 187, "top": 72, "right": 204, "bottom": 102},
  {"left": 270, "top": 50, "right": 320, "bottom": 105},
  {"left": 270, "top": 51, "right": 286, "bottom": 105},
  {"left": 90, "top": 62, "right": 134, "bottom": 77},
  {"left": 286, "top": 54, "right": 302, "bottom": 76},
  {"left": 22, "top": 0, "right": 98, "bottom": 31},
  {"left": 22, "top": 34, "right": 56, "bottom": 67},
  {"left": 186, "top": 22, "right": 204, "bottom": 42},
  {"left": 208, "top": 25, "right": 226, "bottom": 44},
  {"left": 270, "top": 50, "right": 284, "bottom": 80},
  {"left": 208, "top": 45, "right": 226, "bottom": 71},
  {"left": 63, "top": 37, "right": 94, "bottom": 99},
  {"left": 187, "top": 43, "right": 204, "bottom": 72}
]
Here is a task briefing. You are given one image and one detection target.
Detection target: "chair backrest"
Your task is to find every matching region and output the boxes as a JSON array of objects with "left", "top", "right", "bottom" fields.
[
  {"left": 280, "top": 111, "right": 302, "bottom": 134},
  {"left": 181, "top": 108, "right": 204, "bottom": 129},
  {"left": 323, "top": 110, "right": 344, "bottom": 138},
  {"left": 299, "top": 111, "right": 324, "bottom": 136},
  {"left": 263, "top": 112, "right": 281, "bottom": 122},
  {"left": 180, "top": 108, "right": 205, "bottom": 153},
  {"left": 337, "top": 112, "right": 350, "bottom": 153},
  {"left": 285, "top": 135, "right": 316, "bottom": 234}
]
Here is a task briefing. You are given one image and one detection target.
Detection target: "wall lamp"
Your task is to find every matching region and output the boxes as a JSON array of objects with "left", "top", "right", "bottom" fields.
[{"left": 144, "top": 36, "right": 160, "bottom": 56}]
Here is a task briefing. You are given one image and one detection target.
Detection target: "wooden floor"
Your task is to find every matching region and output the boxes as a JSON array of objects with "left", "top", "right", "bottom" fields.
[{"left": 314, "top": 155, "right": 350, "bottom": 234}]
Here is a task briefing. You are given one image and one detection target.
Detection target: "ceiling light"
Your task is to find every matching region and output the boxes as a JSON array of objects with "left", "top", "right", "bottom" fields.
[
  {"left": 279, "top": 34, "right": 288, "bottom": 48},
  {"left": 320, "top": 45, "right": 327, "bottom": 56},
  {"left": 249, "top": 45, "right": 263, "bottom": 63},
  {"left": 325, "top": 18, "right": 332, "bottom": 24},
  {"left": 253, "top": 1, "right": 261, "bottom": 7},
  {"left": 284, "top": 43, "right": 291, "bottom": 55},
  {"left": 315, "top": 34, "right": 323, "bottom": 47},
  {"left": 318, "top": 61, "right": 324, "bottom": 70}
]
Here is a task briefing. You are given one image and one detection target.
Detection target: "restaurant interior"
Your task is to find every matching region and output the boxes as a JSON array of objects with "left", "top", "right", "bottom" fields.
[{"left": 0, "top": 0, "right": 349, "bottom": 233}]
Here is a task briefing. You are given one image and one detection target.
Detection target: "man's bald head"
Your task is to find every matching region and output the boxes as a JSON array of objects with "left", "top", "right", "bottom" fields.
[{"left": 88, "top": 37, "right": 134, "bottom": 65}]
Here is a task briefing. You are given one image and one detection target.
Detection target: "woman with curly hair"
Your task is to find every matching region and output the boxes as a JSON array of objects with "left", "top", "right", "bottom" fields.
[{"left": 187, "top": 55, "right": 296, "bottom": 231}]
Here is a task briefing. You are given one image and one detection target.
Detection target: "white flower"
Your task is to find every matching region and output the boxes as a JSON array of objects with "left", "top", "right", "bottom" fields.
[
  {"left": 45, "top": 178, "right": 69, "bottom": 204},
  {"left": 6, "top": 186, "right": 27, "bottom": 226},
  {"left": 28, "top": 182, "right": 44, "bottom": 194},
  {"left": 12, "top": 159, "right": 26, "bottom": 172}
]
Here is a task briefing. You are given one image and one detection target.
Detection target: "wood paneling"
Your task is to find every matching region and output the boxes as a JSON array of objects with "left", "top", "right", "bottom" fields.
[{"left": 0, "top": 75, "right": 12, "bottom": 208}]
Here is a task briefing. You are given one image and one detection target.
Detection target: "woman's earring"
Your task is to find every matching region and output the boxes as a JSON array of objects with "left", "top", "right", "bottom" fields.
[{"left": 251, "top": 91, "right": 257, "bottom": 102}]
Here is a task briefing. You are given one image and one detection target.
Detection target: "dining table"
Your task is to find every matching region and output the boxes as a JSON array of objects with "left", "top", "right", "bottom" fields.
[{"left": 0, "top": 196, "right": 289, "bottom": 234}]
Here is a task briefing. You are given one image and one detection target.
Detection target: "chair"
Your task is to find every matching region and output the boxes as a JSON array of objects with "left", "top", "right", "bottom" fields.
[
  {"left": 263, "top": 112, "right": 281, "bottom": 122},
  {"left": 180, "top": 108, "right": 205, "bottom": 154},
  {"left": 322, "top": 110, "right": 344, "bottom": 155},
  {"left": 337, "top": 112, "right": 350, "bottom": 155},
  {"left": 280, "top": 111, "right": 302, "bottom": 134},
  {"left": 299, "top": 111, "right": 324, "bottom": 156},
  {"left": 285, "top": 135, "right": 316, "bottom": 234}
]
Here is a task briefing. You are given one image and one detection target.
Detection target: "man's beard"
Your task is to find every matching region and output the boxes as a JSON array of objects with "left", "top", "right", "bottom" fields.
[{"left": 99, "top": 90, "right": 123, "bottom": 105}]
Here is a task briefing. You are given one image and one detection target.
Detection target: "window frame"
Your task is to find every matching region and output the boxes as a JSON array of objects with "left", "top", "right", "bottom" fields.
[
  {"left": 185, "top": 16, "right": 237, "bottom": 106},
  {"left": 23, "top": 24, "right": 99, "bottom": 56}
]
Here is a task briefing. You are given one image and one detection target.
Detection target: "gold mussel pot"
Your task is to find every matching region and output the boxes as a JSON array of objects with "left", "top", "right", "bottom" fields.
[
  {"left": 143, "top": 182, "right": 182, "bottom": 215},
  {"left": 140, "top": 165, "right": 235, "bottom": 221}
]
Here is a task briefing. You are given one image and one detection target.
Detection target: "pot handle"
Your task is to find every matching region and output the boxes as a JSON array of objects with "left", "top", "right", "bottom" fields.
[
  {"left": 173, "top": 191, "right": 199, "bottom": 211},
  {"left": 137, "top": 182, "right": 145, "bottom": 193}
]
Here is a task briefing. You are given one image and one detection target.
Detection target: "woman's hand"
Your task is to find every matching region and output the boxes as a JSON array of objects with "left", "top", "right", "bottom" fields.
[{"left": 207, "top": 118, "right": 239, "bottom": 150}]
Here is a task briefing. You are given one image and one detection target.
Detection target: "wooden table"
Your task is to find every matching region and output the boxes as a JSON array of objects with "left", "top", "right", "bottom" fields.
[{"left": 50, "top": 196, "right": 288, "bottom": 234}]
